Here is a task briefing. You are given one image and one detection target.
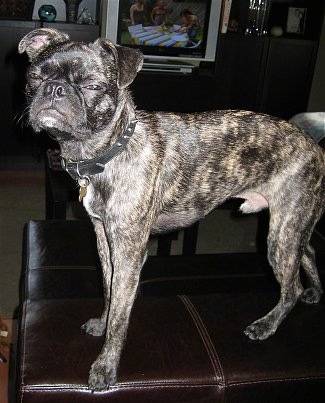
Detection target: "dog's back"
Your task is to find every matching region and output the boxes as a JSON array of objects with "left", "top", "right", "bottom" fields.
[{"left": 146, "top": 110, "right": 325, "bottom": 233}]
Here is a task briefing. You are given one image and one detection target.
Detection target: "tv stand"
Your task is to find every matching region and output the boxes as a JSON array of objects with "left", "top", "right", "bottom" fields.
[{"left": 142, "top": 59, "right": 195, "bottom": 75}]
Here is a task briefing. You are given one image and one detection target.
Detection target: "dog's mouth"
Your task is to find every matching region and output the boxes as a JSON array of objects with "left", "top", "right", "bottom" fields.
[
  {"left": 29, "top": 103, "right": 89, "bottom": 140},
  {"left": 31, "top": 107, "right": 69, "bottom": 135},
  {"left": 36, "top": 107, "right": 65, "bottom": 125}
]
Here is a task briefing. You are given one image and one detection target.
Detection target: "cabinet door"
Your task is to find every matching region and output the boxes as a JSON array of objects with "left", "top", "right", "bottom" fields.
[
  {"left": 0, "top": 21, "right": 100, "bottom": 156},
  {"left": 131, "top": 73, "right": 219, "bottom": 113},
  {"left": 42, "top": 22, "right": 100, "bottom": 42},
  {"left": 0, "top": 20, "right": 38, "bottom": 154},
  {"left": 260, "top": 38, "right": 318, "bottom": 120},
  {"left": 214, "top": 34, "right": 268, "bottom": 112}
]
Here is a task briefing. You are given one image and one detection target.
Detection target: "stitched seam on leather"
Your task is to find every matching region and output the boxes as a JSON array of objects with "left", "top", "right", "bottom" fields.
[
  {"left": 21, "top": 375, "right": 325, "bottom": 392},
  {"left": 22, "top": 383, "right": 219, "bottom": 391},
  {"left": 227, "top": 374, "right": 325, "bottom": 387},
  {"left": 25, "top": 225, "right": 31, "bottom": 300},
  {"left": 29, "top": 266, "right": 97, "bottom": 270},
  {"left": 178, "top": 295, "right": 225, "bottom": 386},
  {"left": 20, "top": 300, "right": 28, "bottom": 403}
]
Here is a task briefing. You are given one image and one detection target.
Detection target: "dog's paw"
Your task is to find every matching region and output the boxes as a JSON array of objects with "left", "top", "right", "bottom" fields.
[
  {"left": 81, "top": 318, "right": 106, "bottom": 337},
  {"left": 244, "top": 318, "right": 276, "bottom": 341},
  {"left": 301, "top": 287, "right": 322, "bottom": 304},
  {"left": 88, "top": 358, "right": 117, "bottom": 392}
]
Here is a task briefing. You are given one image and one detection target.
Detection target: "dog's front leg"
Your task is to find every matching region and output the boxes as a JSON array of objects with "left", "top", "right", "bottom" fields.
[
  {"left": 81, "top": 217, "right": 112, "bottom": 336},
  {"left": 88, "top": 224, "right": 149, "bottom": 391}
]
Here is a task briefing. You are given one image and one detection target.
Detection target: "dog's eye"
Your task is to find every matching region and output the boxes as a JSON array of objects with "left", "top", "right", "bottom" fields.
[
  {"left": 84, "top": 84, "right": 103, "bottom": 91},
  {"left": 28, "top": 72, "right": 41, "bottom": 81}
]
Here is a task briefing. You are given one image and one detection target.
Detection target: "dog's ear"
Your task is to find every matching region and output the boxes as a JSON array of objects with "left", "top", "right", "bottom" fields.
[
  {"left": 95, "top": 38, "right": 143, "bottom": 89},
  {"left": 18, "top": 28, "right": 70, "bottom": 62}
]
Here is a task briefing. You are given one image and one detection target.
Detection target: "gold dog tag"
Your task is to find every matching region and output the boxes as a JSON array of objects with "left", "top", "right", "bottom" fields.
[
  {"left": 78, "top": 177, "right": 89, "bottom": 202},
  {"left": 79, "top": 185, "right": 87, "bottom": 202}
]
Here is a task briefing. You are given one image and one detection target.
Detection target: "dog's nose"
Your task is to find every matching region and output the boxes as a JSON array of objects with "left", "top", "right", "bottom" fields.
[{"left": 43, "top": 82, "right": 66, "bottom": 99}]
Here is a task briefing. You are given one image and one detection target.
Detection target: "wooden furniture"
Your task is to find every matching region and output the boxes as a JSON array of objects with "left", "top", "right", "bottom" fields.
[
  {"left": 45, "top": 150, "right": 78, "bottom": 219},
  {"left": 132, "top": 35, "right": 319, "bottom": 120},
  {"left": 0, "top": 20, "right": 100, "bottom": 156},
  {"left": 0, "top": 3, "right": 323, "bottom": 156}
]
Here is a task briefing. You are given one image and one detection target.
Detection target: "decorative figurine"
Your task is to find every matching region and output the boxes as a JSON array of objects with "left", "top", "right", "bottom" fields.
[{"left": 38, "top": 5, "right": 57, "bottom": 22}]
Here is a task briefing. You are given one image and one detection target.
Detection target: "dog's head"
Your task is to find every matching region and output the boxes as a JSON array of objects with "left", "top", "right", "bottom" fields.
[{"left": 18, "top": 28, "right": 143, "bottom": 142}]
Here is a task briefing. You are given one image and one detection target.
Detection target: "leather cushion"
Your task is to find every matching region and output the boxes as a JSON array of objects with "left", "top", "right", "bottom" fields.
[
  {"left": 22, "top": 219, "right": 102, "bottom": 299},
  {"left": 23, "top": 220, "right": 278, "bottom": 300},
  {"left": 18, "top": 293, "right": 325, "bottom": 402}
]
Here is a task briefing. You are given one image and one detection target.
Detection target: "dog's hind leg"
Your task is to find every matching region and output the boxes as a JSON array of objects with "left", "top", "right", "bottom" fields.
[
  {"left": 81, "top": 217, "right": 112, "bottom": 336},
  {"left": 244, "top": 211, "right": 307, "bottom": 340},
  {"left": 300, "top": 243, "right": 323, "bottom": 304}
]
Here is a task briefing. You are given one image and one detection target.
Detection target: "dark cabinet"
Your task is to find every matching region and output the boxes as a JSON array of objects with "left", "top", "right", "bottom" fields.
[
  {"left": 0, "top": 19, "right": 321, "bottom": 156},
  {"left": 214, "top": 34, "right": 269, "bottom": 112},
  {"left": 132, "top": 34, "right": 319, "bottom": 121},
  {"left": 260, "top": 38, "right": 318, "bottom": 119},
  {"left": 131, "top": 73, "right": 219, "bottom": 113},
  {"left": 42, "top": 22, "right": 100, "bottom": 42},
  {"left": 0, "top": 20, "right": 38, "bottom": 155},
  {"left": 214, "top": 34, "right": 319, "bottom": 119},
  {"left": 0, "top": 20, "right": 100, "bottom": 157}
]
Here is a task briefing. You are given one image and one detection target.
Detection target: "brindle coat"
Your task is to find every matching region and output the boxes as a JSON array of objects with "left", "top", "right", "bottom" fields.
[{"left": 19, "top": 28, "right": 325, "bottom": 391}]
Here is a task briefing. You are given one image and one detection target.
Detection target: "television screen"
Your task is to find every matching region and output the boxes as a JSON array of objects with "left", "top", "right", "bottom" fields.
[
  {"left": 103, "top": 0, "right": 221, "bottom": 66},
  {"left": 116, "top": 0, "right": 212, "bottom": 60}
]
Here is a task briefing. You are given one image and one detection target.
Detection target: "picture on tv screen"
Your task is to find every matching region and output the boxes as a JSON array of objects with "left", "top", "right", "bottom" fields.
[{"left": 117, "top": 0, "right": 211, "bottom": 57}]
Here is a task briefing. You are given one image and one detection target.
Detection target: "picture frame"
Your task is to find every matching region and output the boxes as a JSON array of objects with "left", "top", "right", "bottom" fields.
[
  {"left": 267, "top": 2, "right": 319, "bottom": 39},
  {"left": 286, "top": 7, "right": 307, "bottom": 35}
]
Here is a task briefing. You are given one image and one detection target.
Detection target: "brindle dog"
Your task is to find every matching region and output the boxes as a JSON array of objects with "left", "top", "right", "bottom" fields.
[{"left": 19, "top": 28, "right": 324, "bottom": 391}]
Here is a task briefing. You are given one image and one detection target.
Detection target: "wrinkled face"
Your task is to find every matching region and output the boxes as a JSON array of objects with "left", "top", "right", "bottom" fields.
[{"left": 26, "top": 43, "right": 118, "bottom": 141}]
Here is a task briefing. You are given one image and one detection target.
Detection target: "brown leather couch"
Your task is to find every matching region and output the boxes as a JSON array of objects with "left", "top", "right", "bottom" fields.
[{"left": 16, "top": 219, "right": 325, "bottom": 402}]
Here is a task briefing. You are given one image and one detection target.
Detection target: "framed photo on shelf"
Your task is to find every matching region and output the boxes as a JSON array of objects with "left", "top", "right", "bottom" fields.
[
  {"left": 267, "top": 2, "right": 318, "bottom": 39},
  {"left": 286, "top": 7, "right": 307, "bottom": 35}
]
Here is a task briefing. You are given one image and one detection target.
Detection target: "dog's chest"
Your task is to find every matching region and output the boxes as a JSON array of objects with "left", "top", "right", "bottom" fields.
[{"left": 81, "top": 184, "right": 102, "bottom": 219}]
